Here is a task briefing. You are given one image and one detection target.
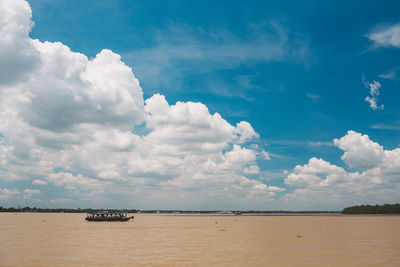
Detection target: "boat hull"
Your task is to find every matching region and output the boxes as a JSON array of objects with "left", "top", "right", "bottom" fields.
[{"left": 85, "top": 216, "right": 133, "bottom": 222}]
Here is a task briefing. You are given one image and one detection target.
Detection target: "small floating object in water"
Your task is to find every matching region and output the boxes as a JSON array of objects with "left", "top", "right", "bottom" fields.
[
  {"left": 218, "top": 229, "right": 227, "bottom": 231},
  {"left": 297, "top": 234, "right": 302, "bottom": 238},
  {"left": 215, "top": 221, "right": 218, "bottom": 224}
]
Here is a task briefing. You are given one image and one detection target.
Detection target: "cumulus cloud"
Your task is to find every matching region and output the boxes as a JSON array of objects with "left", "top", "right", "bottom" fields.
[
  {"left": 0, "top": 0, "right": 272, "bottom": 208},
  {"left": 234, "top": 121, "right": 259, "bottom": 144},
  {"left": 21, "top": 43, "right": 145, "bottom": 132},
  {"left": 247, "top": 179, "right": 285, "bottom": 198},
  {"left": 285, "top": 157, "right": 346, "bottom": 187},
  {"left": 0, "top": 0, "right": 39, "bottom": 85},
  {"left": 367, "top": 23, "right": 400, "bottom": 49},
  {"left": 284, "top": 130, "right": 400, "bottom": 208},
  {"left": 144, "top": 94, "right": 238, "bottom": 154},
  {"left": 334, "top": 131, "right": 384, "bottom": 170}
]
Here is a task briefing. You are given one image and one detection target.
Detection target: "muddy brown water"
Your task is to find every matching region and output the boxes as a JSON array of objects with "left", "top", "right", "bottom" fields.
[{"left": 1, "top": 213, "right": 399, "bottom": 266}]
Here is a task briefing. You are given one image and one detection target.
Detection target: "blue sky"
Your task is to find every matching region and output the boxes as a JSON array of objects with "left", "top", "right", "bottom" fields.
[{"left": 0, "top": 0, "right": 400, "bottom": 210}]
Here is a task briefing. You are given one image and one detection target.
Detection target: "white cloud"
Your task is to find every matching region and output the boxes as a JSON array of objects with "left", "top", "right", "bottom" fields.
[
  {"left": 267, "top": 186, "right": 286, "bottom": 192},
  {"left": 285, "top": 157, "right": 346, "bottom": 186},
  {"left": 46, "top": 172, "right": 106, "bottom": 189},
  {"left": 0, "top": 188, "right": 20, "bottom": 200},
  {"left": 21, "top": 42, "right": 145, "bottom": 132},
  {"left": 367, "top": 23, "right": 400, "bottom": 49},
  {"left": 368, "top": 80, "right": 381, "bottom": 96},
  {"left": 143, "top": 94, "right": 243, "bottom": 154},
  {"left": 234, "top": 121, "right": 259, "bottom": 144},
  {"left": 334, "top": 131, "right": 384, "bottom": 170},
  {"left": 0, "top": 0, "right": 271, "bottom": 208},
  {"left": 379, "top": 67, "right": 400, "bottom": 82},
  {"left": 24, "top": 188, "right": 41, "bottom": 197},
  {"left": 244, "top": 165, "right": 260, "bottom": 174},
  {"left": 236, "top": 177, "right": 285, "bottom": 199},
  {"left": 362, "top": 74, "right": 383, "bottom": 110},
  {"left": 370, "top": 124, "right": 400, "bottom": 130},
  {"left": 284, "top": 131, "right": 400, "bottom": 208},
  {"left": 32, "top": 179, "right": 47, "bottom": 185},
  {"left": 308, "top": 141, "right": 334, "bottom": 147},
  {"left": 260, "top": 150, "right": 271, "bottom": 160},
  {"left": 379, "top": 70, "right": 398, "bottom": 80},
  {"left": 0, "top": 0, "right": 39, "bottom": 85},
  {"left": 364, "top": 96, "right": 382, "bottom": 110}
]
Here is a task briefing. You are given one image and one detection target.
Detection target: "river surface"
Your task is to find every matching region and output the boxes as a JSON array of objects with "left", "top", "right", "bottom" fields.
[{"left": 1, "top": 213, "right": 399, "bottom": 266}]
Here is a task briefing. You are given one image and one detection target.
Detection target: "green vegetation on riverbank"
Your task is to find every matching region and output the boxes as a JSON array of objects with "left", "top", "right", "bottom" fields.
[{"left": 342, "top": 204, "right": 400, "bottom": 214}]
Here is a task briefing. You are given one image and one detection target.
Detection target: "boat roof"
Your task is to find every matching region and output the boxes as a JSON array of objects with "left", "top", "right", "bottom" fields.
[{"left": 87, "top": 211, "right": 127, "bottom": 215}]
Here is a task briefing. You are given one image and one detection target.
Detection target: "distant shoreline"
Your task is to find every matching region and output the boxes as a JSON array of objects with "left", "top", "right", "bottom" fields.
[
  {"left": 1, "top": 203, "right": 399, "bottom": 215},
  {"left": 2, "top": 212, "right": 400, "bottom": 217},
  {"left": 0, "top": 207, "right": 340, "bottom": 214}
]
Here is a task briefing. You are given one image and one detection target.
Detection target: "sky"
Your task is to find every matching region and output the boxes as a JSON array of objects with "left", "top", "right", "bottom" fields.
[{"left": 0, "top": 0, "right": 400, "bottom": 210}]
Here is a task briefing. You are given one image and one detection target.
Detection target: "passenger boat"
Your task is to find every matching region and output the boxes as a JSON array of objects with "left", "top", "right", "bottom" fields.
[{"left": 85, "top": 211, "right": 134, "bottom": 222}]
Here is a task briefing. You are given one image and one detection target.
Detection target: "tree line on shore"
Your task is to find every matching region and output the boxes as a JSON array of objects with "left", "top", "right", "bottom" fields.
[{"left": 341, "top": 204, "right": 400, "bottom": 214}]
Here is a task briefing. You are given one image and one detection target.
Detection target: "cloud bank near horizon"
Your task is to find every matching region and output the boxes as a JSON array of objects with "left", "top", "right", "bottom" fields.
[{"left": 284, "top": 131, "right": 400, "bottom": 209}]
